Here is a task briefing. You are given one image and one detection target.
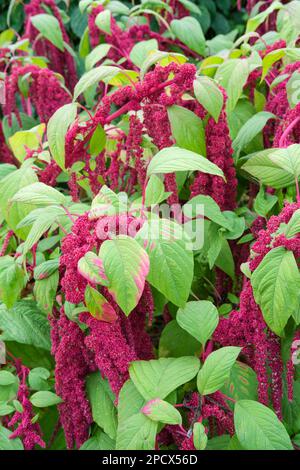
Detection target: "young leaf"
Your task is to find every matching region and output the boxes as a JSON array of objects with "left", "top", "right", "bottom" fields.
[
  {"left": 193, "top": 76, "right": 224, "bottom": 122},
  {"left": 99, "top": 236, "right": 150, "bottom": 315},
  {"left": 147, "top": 147, "right": 225, "bottom": 179},
  {"left": 84, "top": 285, "right": 118, "bottom": 323},
  {"left": 234, "top": 400, "right": 293, "bottom": 450},
  {"left": 31, "top": 14, "right": 64, "bottom": 51},
  {"left": 78, "top": 251, "right": 109, "bottom": 285},
  {"left": 95, "top": 10, "right": 111, "bottom": 35},
  {"left": 30, "top": 391, "right": 62, "bottom": 407},
  {"left": 176, "top": 301, "right": 219, "bottom": 346},
  {"left": 129, "top": 356, "right": 200, "bottom": 400},
  {"left": 251, "top": 246, "right": 300, "bottom": 335},
  {"left": 167, "top": 105, "right": 206, "bottom": 155},
  {"left": 141, "top": 398, "right": 182, "bottom": 425},
  {"left": 47, "top": 103, "right": 78, "bottom": 170},
  {"left": 8, "top": 124, "right": 45, "bottom": 162},
  {"left": 197, "top": 346, "right": 241, "bottom": 395},
  {"left": 193, "top": 422, "right": 208, "bottom": 450}
]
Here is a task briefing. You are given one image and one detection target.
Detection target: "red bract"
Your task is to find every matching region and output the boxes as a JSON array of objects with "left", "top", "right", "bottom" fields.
[{"left": 24, "top": 0, "right": 77, "bottom": 90}]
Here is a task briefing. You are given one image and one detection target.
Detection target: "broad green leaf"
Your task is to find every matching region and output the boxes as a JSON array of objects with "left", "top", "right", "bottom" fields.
[
  {"left": 233, "top": 112, "right": 275, "bottom": 153},
  {"left": 12, "top": 182, "right": 66, "bottom": 206},
  {"left": 0, "top": 300, "right": 51, "bottom": 350},
  {"left": 89, "top": 124, "right": 106, "bottom": 156},
  {"left": 167, "top": 105, "right": 206, "bottom": 155},
  {"left": 8, "top": 124, "right": 45, "bottom": 162},
  {"left": 31, "top": 14, "right": 65, "bottom": 51},
  {"left": 147, "top": 147, "right": 224, "bottom": 179},
  {"left": 0, "top": 427, "right": 23, "bottom": 450},
  {"left": 34, "top": 271, "right": 59, "bottom": 314},
  {"left": 34, "top": 259, "right": 59, "bottom": 280},
  {"left": 129, "top": 356, "right": 200, "bottom": 400},
  {"left": 90, "top": 185, "right": 128, "bottom": 218},
  {"left": 30, "top": 391, "right": 62, "bottom": 407},
  {"left": 177, "top": 301, "right": 219, "bottom": 346},
  {"left": 141, "top": 398, "right": 182, "bottom": 425},
  {"left": 285, "top": 209, "right": 300, "bottom": 238},
  {"left": 0, "top": 165, "right": 38, "bottom": 239},
  {"left": 84, "top": 285, "right": 117, "bottom": 323},
  {"left": 251, "top": 247, "right": 300, "bottom": 335},
  {"left": 130, "top": 40, "right": 158, "bottom": 68},
  {"left": 86, "top": 373, "right": 117, "bottom": 440},
  {"left": 95, "top": 10, "right": 111, "bottom": 35},
  {"left": 47, "top": 103, "right": 78, "bottom": 170},
  {"left": 193, "top": 76, "right": 224, "bottom": 122},
  {"left": 73, "top": 66, "right": 119, "bottom": 101},
  {"left": 99, "top": 235, "right": 149, "bottom": 315},
  {"left": 171, "top": 16, "right": 206, "bottom": 56},
  {"left": 234, "top": 400, "right": 293, "bottom": 450},
  {"left": 0, "top": 371, "right": 16, "bottom": 386},
  {"left": 270, "top": 145, "right": 300, "bottom": 179},
  {"left": 116, "top": 380, "right": 157, "bottom": 450},
  {"left": 183, "top": 195, "right": 232, "bottom": 229},
  {"left": 145, "top": 175, "right": 168, "bottom": 206},
  {"left": 193, "top": 422, "right": 207, "bottom": 450},
  {"left": 254, "top": 186, "right": 278, "bottom": 217},
  {"left": 0, "top": 256, "right": 25, "bottom": 308},
  {"left": 221, "top": 362, "right": 258, "bottom": 402},
  {"left": 159, "top": 320, "right": 201, "bottom": 358},
  {"left": 197, "top": 346, "right": 241, "bottom": 395},
  {"left": 241, "top": 149, "right": 294, "bottom": 189},
  {"left": 85, "top": 43, "right": 111, "bottom": 71},
  {"left": 135, "top": 219, "right": 193, "bottom": 307},
  {"left": 215, "top": 59, "right": 250, "bottom": 112},
  {"left": 28, "top": 368, "right": 50, "bottom": 391},
  {"left": 80, "top": 429, "right": 115, "bottom": 450},
  {"left": 215, "top": 238, "right": 235, "bottom": 280},
  {"left": 78, "top": 251, "right": 109, "bottom": 285}
]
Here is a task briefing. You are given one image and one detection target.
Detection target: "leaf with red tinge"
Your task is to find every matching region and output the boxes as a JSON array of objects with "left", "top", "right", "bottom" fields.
[
  {"left": 141, "top": 398, "right": 182, "bottom": 425},
  {"left": 99, "top": 235, "right": 150, "bottom": 316},
  {"left": 78, "top": 251, "right": 109, "bottom": 286},
  {"left": 85, "top": 285, "right": 117, "bottom": 323}
]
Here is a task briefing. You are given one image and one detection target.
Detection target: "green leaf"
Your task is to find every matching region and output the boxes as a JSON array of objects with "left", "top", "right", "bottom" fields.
[
  {"left": 80, "top": 429, "right": 115, "bottom": 450},
  {"left": 0, "top": 256, "right": 25, "bottom": 308},
  {"left": 177, "top": 301, "right": 219, "bottom": 346},
  {"left": 73, "top": 66, "right": 119, "bottom": 101},
  {"left": 270, "top": 144, "right": 300, "bottom": 179},
  {"left": 85, "top": 43, "right": 111, "bottom": 71},
  {"left": 129, "top": 356, "right": 200, "bottom": 400},
  {"left": 167, "top": 105, "right": 206, "bottom": 155},
  {"left": 246, "top": 1, "right": 282, "bottom": 33},
  {"left": 47, "top": 103, "right": 78, "bottom": 170},
  {"left": 78, "top": 251, "right": 109, "bottom": 285},
  {"left": 99, "top": 235, "right": 149, "bottom": 315},
  {"left": 234, "top": 400, "right": 293, "bottom": 450},
  {"left": 251, "top": 246, "right": 300, "bottom": 335},
  {"left": 221, "top": 362, "right": 258, "bottom": 402},
  {"left": 95, "top": 9, "right": 111, "bottom": 35},
  {"left": 86, "top": 373, "right": 117, "bottom": 440},
  {"left": 183, "top": 195, "right": 232, "bottom": 229},
  {"left": 34, "top": 259, "right": 59, "bottom": 280},
  {"left": 30, "top": 391, "right": 62, "bottom": 408},
  {"left": 285, "top": 209, "right": 300, "bottom": 238},
  {"left": 135, "top": 219, "right": 193, "bottom": 307},
  {"left": 193, "top": 76, "right": 224, "bottom": 122},
  {"left": 141, "top": 398, "right": 182, "bottom": 425},
  {"left": 0, "top": 371, "right": 16, "bottom": 386},
  {"left": 140, "top": 50, "right": 186, "bottom": 80},
  {"left": 28, "top": 368, "right": 50, "bottom": 391},
  {"left": 34, "top": 271, "right": 59, "bottom": 314},
  {"left": 89, "top": 124, "right": 106, "bottom": 156},
  {"left": 159, "top": 320, "right": 201, "bottom": 358},
  {"left": 171, "top": 17, "right": 206, "bottom": 56},
  {"left": 242, "top": 149, "right": 295, "bottom": 189},
  {"left": 287, "top": 70, "right": 300, "bottom": 109},
  {"left": 116, "top": 380, "right": 157, "bottom": 450},
  {"left": 193, "top": 422, "right": 208, "bottom": 450},
  {"left": 31, "top": 14, "right": 65, "bottom": 51},
  {"left": 84, "top": 285, "right": 118, "bottom": 323},
  {"left": 233, "top": 112, "right": 275, "bottom": 154},
  {"left": 215, "top": 238, "right": 235, "bottom": 280},
  {"left": 0, "top": 300, "right": 51, "bottom": 351},
  {"left": 8, "top": 124, "right": 45, "bottom": 162},
  {"left": 12, "top": 182, "right": 66, "bottom": 206},
  {"left": 90, "top": 185, "right": 128, "bottom": 218},
  {"left": 130, "top": 39, "right": 158, "bottom": 68},
  {"left": 254, "top": 186, "right": 278, "bottom": 217},
  {"left": 215, "top": 59, "right": 250, "bottom": 112},
  {"left": 147, "top": 146, "right": 224, "bottom": 178},
  {"left": 197, "top": 346, "right": 241, "bottom": 395},
  {"left": 0, "top": 426, "right": 23, "bottom": 450},
  {"left": 145, "top": 175, "right": 168, "bottom": 206},
  {"left": 0, "top": 165, "right": 38, "bottom": 239}
]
